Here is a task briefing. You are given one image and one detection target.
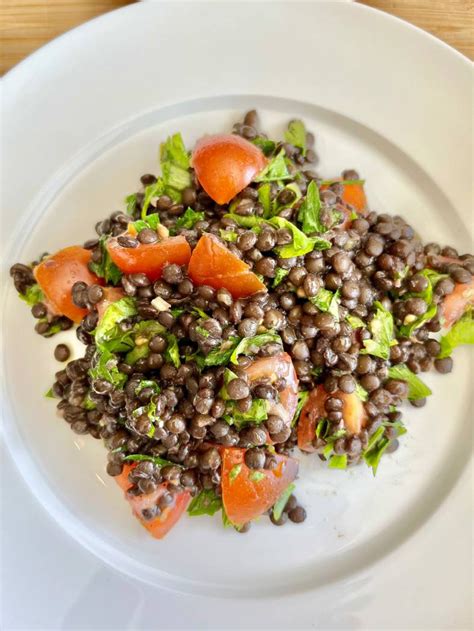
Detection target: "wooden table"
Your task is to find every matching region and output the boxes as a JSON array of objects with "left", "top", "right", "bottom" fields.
[{"left": 1, "top": 0, "right": 472, "bottom": 75}]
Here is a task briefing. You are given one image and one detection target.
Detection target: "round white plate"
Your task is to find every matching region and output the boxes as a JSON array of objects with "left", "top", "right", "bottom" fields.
[{"left": 2, "top": 0, "right": 473, "bottom": 608}]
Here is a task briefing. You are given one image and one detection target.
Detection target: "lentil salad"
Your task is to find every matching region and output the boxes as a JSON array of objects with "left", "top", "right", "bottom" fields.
[{"left": 10, "top": 111, "right": 474, "bottom": 537}]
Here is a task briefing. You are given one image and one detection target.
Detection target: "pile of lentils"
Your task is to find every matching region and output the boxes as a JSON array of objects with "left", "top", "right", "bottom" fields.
[{"left": 10, "top": 110, "right": 473, "bottom": 532}]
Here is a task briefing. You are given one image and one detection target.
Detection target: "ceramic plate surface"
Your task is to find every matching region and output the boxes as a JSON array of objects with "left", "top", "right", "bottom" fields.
[{"left": 2, "top": 0, "right": 472, "bottom": 602}]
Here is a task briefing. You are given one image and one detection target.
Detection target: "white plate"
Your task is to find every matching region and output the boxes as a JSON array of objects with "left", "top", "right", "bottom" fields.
[{"left": 2, "top": 0, "right": 473, "bottom": 620}]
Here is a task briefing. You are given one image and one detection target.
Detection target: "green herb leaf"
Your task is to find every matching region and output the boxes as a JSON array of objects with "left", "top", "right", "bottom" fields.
[
  {"left": 285, "top": 119, "right": 306, "bottom": 156},
  {"left": 220, "top": 229, "right": 238, "bottom": 243},
  {"left": 165, "top": 334, "right": 181, "bottom": 368},
  {"left": 135, "top": 380, "right": 160, "bottom": 396},
  {"left": 346, "top": 314, "right": 365, "bottom": 329},
  {"left": 160, "top": 132, "right": 190, "bottom": 170},
  {"left": 187, "top": 488, "right": 223, "bottom": 517},
  {"left": 197, "top": 337, "right": 240, "bottom": 367},
  {"left": 310, "top": 288, "right": 340, "bottom": 321},
  {"left": 252, "top": 137, "right": 276, "bottom": 156},
  {"left": 363, "top": 435, "right": 390, "bottom": 475},
  {"left": 124, "top": 454, "right": 180, "bottom": 468},
  {"left": 44, "top": 387, "right": 54, "bottom": 399},
  {"left": 316, "top": 418, "right": 330, "bottom": 439},
  {"left": 291, "top": 390, "right": 310, "bottom": 427},
  {"left": 328, "top": 454, "right": 348, "bottom": 469},
  {"left": 222, "top": 507, "right": 237, "bottom": 528},
  {"left": 19, "top": 283, "right": 44, "bottom": 307},
  {"left": 270, "top": 216, "right": 330, "bottom": 258},
  {"left": 399, "top": 303, "right": 437, "bottom": 338},
  {"left": 223, "top": 213, "right": 262, "bottom": 229},
  {"left": 258, "top": 182, "right": 272, "bottom": 217},
  {"left": 175, "top": 208, "right": 206, "bottom": 233},
  {"left": 132, "top": 213, "right": 160, "bottom": 233},
  {"left": 89, "top": 347, "right": 127, "bottom": 389},
  {"left": 141, "top": 179, "right": 166, "bottom": 219},
  {"left": 273, "top": 267, "right": 289, "bottom": 287},
  {"left": 94, "top": 297, "right": 137, "bottom": 351},
  {"left": 272, "top": 483, "right": 295, "bottom": 521},
  {"left": 438, "top": 308, "right": 474, "bottom": 358},
  {"left": 162, "top": 162, "right": 192, "bottom": 192},
  {"left": 230, "top": 332, "right": 282, "bottom": 364},
  {"left": 125, "top": 193, "right": 137, "bottom": 215},
  {"left": 387, "top": 364, "right": 432, "bottom": 400},
  {"left": 229, "top": 464, "right": 242, "bottom": 483},
  {"left": 297, "top": 180, "right": 324, "bottom": 234},
  {"left": 88, "top": 236, "right": 123, "bottom": 285},
  {"left": 254, "top": 149, "right": 292, "bottom": 183},
  {"left": 360, "top": 301, "right": 396, "bottom": 360},
  {"left": 355, "top": 382, "right": 369, "bottom": 402},
  {"left": 249, "top": 470, "right": 266, "bottom": 482},
  {"left": 224, "top": 398, "right": 269, "bottom": 429},
  {"left": 82, "top": 392, "right": 97, "bottom": 410},
  {"left": 320, "top": 179, "right": 365, "bottom": 187},
  {"left": 273, "top": 183, "right": 302, "bottom": 215}
]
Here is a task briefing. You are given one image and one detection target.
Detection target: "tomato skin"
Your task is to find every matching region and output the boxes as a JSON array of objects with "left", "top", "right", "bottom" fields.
[
  {"left": 221, "top": 448, "right": 298, "bottom": 525},
  {"left": 297, "top": 386, "right": 367, "bottom": 452},
  {"left": 192, "top": 134, "right": 267, "bottom": 204},
  {"left": 244, "top": 352, "right": 299, "bottom": 425},
  {"left": 440, "top": 279, "right": 474, "bottom": 329},
  {"left": 34, "top": 246, "right": 100, "bottom": 323},
  {"left": 107, "top": 235, "right": 191, "bottom": 282},
  {"left": 188, "top": 233, "right": 266, "bottom": 298},
  {"left": 115, "top": 464, "right": 190, "bottom": 539}
]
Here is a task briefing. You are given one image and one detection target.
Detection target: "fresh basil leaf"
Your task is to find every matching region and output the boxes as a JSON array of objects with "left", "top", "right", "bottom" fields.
[
  {"left": 291, "top": 390, "right": 309, "bottom": 427},
  {"left": 249, "top": 470, "right": 266, "bottom": 482},
  {"left": 360, "top": 301, "right": 396, "bottom": 360},
  {"left": 252, "top": 137, "right": 276, "bottom": 156},
  {"left": 224, "top": 398, "right": 269, "bottom": 429},
  {"left": 19, "top": 282, "right": 44, "bottom": 307},
  {"left": 124, "top": 454, "right": 179, "bottom": 468},
  {"left": 273, "top": 268, "right": 289, "bottom": 287},
  {"left": 141, "top": 179, "right": 166, "bottom": 219},
  {"left": 230, "top": 332, "right": 282, "bottom": 364},
  {"left": 387, "top": 364, "right": 432, "bottom": 400},
  {"left": 270, "top": 216, "right": 330, "bottom": 257},
  {"left": 125, "top": 343, "right": 150, "bottom": 365},
  {"left": 355, "top": 382, "right": 369, "bottom": 402},
  {"left": 175, "top": 208, "right": 205, "bottom": 232},
  {"left": 285, "top": 119, "right": 306, "bottom": 156},
  {"left": 254, "top": 149, "right": 292, "bottom": 183},
  {"left": 89, "top": 236, "right": 123, "bottom": 285},
  {"left": 187, "top": 488, "right": 222, "bottom": 517},
  {"left": 165, "top": 334, "right": 181, "bottom": 368},
  {"left": 258, "top": 182, "right": 272, "bottom": 217},
  {"left": 346, "top": 314, "right": 365, "bottom": 329},
  {"left": 363, "top": 434, "right": 390, "bottom": 475},
  {"left": 272, "top": 483, "right": 295, "bottom": 521},
  {"left": 44, "top": 387, "right": 54, "bottom": 399},
  {"left": 95, "top": 297, "right": 137, "bottom": 350},
  {"left": 310, "top": 288, "right": 340, "bottom": 321},
  {"left": 161, "top": 162, "right": 192, "bottom": 192},
  {"left": 229, "top": 464, "right": 242, "bottom": 483},
  {"left": 438, "top": 308, "right": 474, "bottom": 358},
  {"left": 89, "top": 347, "right": 127, "bottom": 389},
  {"left": 125, "top": 193, "right": 137, "bottom": 215},
  {"left": 328, "top": 454, "right": 348, "bottom": 469},
  {"left": 224, "top": 213, "right": 263, "bottom": 229},
  {"left": 297, "top": 180, "right": 324, "bottom": 234}
]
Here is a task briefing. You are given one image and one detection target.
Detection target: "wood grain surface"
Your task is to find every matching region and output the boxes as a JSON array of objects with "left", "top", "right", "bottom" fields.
[{"left": 1, "top": 0, "right": 472, "bottom": 75}]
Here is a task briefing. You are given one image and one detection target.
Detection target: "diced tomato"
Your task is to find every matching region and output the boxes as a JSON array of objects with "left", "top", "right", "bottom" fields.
[
  {"left": 244, "top": 352, "right": 299, "bottom": 425},
  {"left": 297, "top": 386, "right": 367, "bottom": 452},
  {"left": 115, "top": 464, "right": 190, "bottom": 539},
  {"left": 34, "top": 246, "right": 100, "bottom": 323},
  {"left": 107, "top": 235, "right": 191, "bottom": 282},
  {"left": 320, "top": 179, "right": 367, "bottom": 230},
  {"left": 440, "top": 279, "right": 474, "bottom": 329},
  {"left": 188, "top": 233, "right": 266, "bottom": 298},
  {"left": 192, "top": 134, "right": 267, "bottom": 204},
  {"left": 221, "top": 448, "right": 298, "bottom": 525},
  {"left": 96, "top": 287, "right": 125, "bottom": 320}
]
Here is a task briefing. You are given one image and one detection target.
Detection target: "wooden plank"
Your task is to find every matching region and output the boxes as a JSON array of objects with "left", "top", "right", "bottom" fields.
[{"left": 1, "top": 0, "right": 472, "bottom": 76}]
